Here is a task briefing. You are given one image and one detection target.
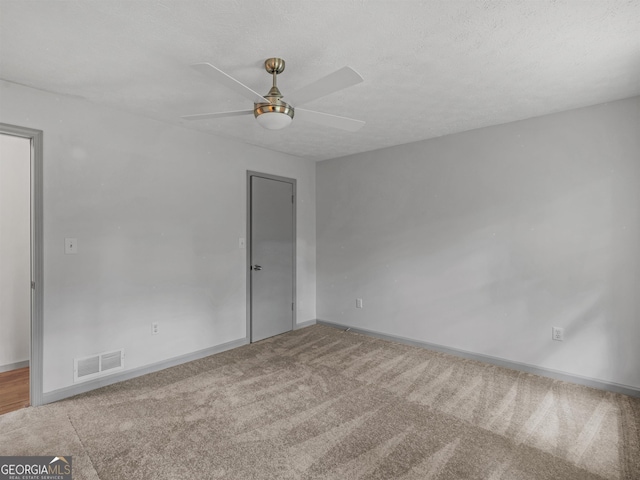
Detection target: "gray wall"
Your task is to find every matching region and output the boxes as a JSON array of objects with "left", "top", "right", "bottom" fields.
[
  {"left": 317, "top": 97, "right": 640, "bottom": 389},
  {"left": 0, "top": 80, "right": 316, "bottom": 393}
]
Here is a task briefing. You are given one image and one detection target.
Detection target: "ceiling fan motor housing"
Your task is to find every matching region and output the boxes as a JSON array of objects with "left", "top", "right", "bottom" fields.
[
  {"left": 254, "top": 98, "right": 294, "bottom": 118},
  {"left": 254, "top": 100, "right": 294, "bottom": 129}
]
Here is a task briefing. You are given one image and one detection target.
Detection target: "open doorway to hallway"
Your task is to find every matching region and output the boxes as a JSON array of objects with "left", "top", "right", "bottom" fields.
[{"left": 0, "top": 133, "right": 31, "bottom": 414}]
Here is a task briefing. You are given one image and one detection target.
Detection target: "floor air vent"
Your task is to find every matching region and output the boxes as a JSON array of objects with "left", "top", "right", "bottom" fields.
[{"left": 74, "top": 349, "right": 124, "bottom": 382}]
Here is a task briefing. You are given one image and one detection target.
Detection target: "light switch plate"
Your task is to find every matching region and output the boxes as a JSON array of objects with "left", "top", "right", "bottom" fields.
[{"left": 65, "top": 237, "right": 78, "bottom": 254}]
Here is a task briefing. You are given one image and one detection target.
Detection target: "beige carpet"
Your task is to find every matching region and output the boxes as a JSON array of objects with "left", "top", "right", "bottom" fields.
[{"left": 1, "top": 324, "right": 639, "bottom": 479}]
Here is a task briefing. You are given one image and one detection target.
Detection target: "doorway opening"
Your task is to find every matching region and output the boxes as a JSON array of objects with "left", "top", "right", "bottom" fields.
[
  {"left": 0, "top": 123, "right": 44, "bottom": 410},
  {"left": 246, "top": 171, "right": 296, "bottom": 343}
]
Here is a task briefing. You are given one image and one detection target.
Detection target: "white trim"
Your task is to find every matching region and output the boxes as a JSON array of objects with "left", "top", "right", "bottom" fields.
[{"left": 316, "top": 320, "right": 640, "bottom": 398}]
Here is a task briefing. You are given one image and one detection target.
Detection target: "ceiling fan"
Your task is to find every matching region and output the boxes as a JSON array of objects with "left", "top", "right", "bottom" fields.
[{"left": 181, "top": 58, "right": 365, "bottom": 132}]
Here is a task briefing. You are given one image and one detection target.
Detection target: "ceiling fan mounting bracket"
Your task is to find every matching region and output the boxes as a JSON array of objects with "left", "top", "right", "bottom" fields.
[{"left": 264, "top": 58, "right": 285, "bottom": 75}]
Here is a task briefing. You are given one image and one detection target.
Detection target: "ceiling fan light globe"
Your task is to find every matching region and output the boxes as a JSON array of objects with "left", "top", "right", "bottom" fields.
[{"left": 255, "top": 112, "right": 293, "bottom": 130}]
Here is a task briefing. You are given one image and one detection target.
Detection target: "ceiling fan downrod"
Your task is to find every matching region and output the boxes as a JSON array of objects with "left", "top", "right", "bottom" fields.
[{"left": 265, "top": 57, "right": 285, "bottom": 94}]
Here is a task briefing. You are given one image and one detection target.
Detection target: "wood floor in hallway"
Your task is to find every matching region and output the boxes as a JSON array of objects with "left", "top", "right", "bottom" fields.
[{"left": 0, "top": 367, "right": 29, "bottom": 415}]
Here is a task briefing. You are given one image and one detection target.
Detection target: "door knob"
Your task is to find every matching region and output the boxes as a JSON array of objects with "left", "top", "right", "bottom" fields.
[{"left": 252, "top": 265, "right": 263, "bottom": 271}]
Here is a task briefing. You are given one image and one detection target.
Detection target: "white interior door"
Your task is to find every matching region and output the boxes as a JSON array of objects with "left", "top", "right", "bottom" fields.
[{"left": 249, "top": 173, "right": 295, "bottom": 342}]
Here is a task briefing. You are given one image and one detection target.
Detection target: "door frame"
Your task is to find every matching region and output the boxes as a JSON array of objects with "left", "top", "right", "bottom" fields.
[
  {"left": 0, "top": 123, "right": 44, "bottom": 407},
  {"left": 246, "top": 171, "right": 296, "bottom": 343}
]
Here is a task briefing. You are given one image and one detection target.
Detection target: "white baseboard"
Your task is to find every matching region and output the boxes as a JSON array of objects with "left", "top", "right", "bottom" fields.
[
  {"left": 316, "top": 320, "right": 640, "bottom": 398},
  {"left": 294, "top": 319, "right": 317, "bottom": 329},
  {"left": 42, "top": 337, "right": 248, "bottom": 405},
  {"left": 0, "top": 360, "right": 29, "bottom": 373}
]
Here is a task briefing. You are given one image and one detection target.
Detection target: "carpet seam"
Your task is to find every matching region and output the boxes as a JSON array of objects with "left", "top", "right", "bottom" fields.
[{"left": 67, "top": 412, "right": 102, "bottom": 480}]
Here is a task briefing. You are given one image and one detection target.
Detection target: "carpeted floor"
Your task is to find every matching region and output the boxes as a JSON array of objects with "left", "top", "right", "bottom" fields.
[{"left": 1, "top": 324, "right": 639, "bottom": 479}]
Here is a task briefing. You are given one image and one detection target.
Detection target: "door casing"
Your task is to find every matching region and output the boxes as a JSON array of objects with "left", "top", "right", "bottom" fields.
[
  {"left": 0, "top": 123, "right": 44, "bottom": 407},
  {"left": 246, "top": 171, "right": 296, "bottom": 342}
]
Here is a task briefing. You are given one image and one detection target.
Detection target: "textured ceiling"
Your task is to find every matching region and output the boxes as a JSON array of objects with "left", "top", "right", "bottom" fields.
[{"left": 1, "top": 1, "right": 639, "bottom": 161}]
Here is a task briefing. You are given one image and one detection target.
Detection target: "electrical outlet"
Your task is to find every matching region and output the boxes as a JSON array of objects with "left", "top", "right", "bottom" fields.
[
  {"left": 152, "top": 322, "right": 159, "bottom": 335},
  {"left": 356, "top": 298, "right": 363, "bottom": 309},
  {"left": 552, "top": 326, "right": 564, "bottom": 341}
]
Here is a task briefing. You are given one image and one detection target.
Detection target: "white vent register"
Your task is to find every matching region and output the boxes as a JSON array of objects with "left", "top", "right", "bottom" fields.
[{"left": 74, "top": 349, "right": 124, "bottom": 382}]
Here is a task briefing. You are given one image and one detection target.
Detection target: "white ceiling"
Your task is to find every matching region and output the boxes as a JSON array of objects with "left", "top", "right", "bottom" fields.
[{"left": 1, "top": 1, "right": 639, "bottom": 161}]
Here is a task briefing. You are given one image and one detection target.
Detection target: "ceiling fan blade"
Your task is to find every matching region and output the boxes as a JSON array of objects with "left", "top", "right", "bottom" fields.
[
  {"left": 285, "top": 67, "right": 363, "bottom": 106},
  {"left": 295, "top": 108, "right": 365, "bottom": 132},
  {"left": 181, "top": 110, "right": 253, "bottom": 121},
  {"left": 191, "top": 63, "right": 269, "bottom": 104}
]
